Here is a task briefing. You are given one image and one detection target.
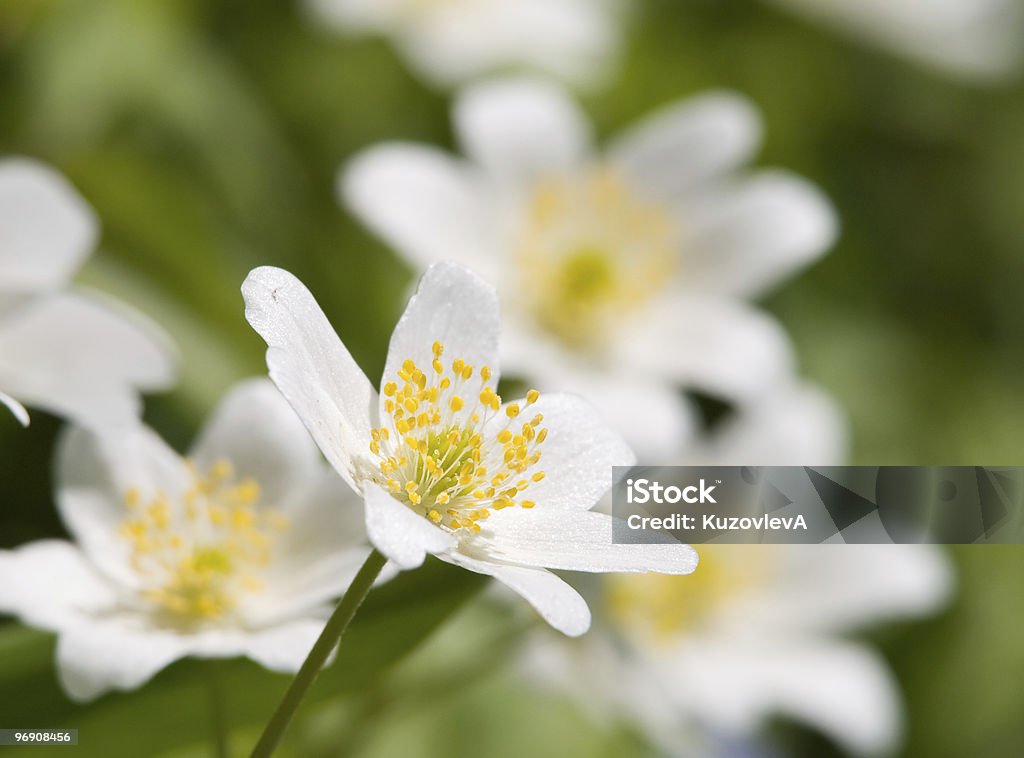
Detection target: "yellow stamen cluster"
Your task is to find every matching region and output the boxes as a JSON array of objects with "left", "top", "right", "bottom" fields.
[
  {"left": 117, "top": 459, "right": 289, "bottom": 623},
  {"left": 517, "top": 168, "right": 678, "bottom": 348},
  {"left": 369, "top": 341, "right": 547, "bottom": 533}
]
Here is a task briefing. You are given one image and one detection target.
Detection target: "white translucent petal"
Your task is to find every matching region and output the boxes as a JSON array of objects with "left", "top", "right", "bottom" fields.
[
  {"left": 483, "top": 392, "right": 634, "bottom": 512},
  {"left": 242, "top": 266, "right": 378, "bottom": 492},
  {"left": 0, "top": 390, "right": 29, "bottom": 426},
  {"left": 608, "top": 92, "right": 762, "bottom": 202},
  {"left": 393, "top": 0, "right": 619, "bottom": 88},
  {"left": 695, "top": 381, "right": 849, "bottom": 466},
  {"left": 238, "top": 617, "right": 328, "bottom": 674},
  {"left": 454, "top": 77, "right": 591, "bottom": 190},
  {"left": 245, "top": 471, "right": 376, "bottom": 626},
  {"left": 343, "top": 144, "right": 499, "bottom": 278},
  {"left": 445, "top": 552, "right": 591, "bottom": 636},
  {"left": 658, "top": 637, "right": 902, "bottom": 756},
  {"left": 0, "top": 290, "right": 177, "bottom": 428},
  {"left": 381, "top": 262, "right": 501, "bottom": 419},
  {"left": 768, "top": 0, "right": 1022, "bottom": 81},
  {"left": 0, "top": 158, "right": 97, "bottom": 295},
  {"left": 189, "top": 378, "right": 320, "bottom": 508},
  {"left": 0, "top": 540, "right": 116, "bottom": 631},
  {"left": 678, "top": 170, "right": 838, "bottom": 299},
  {"left": 363, "top": 482, "right": 456, "bottom": 570},
  {"left": 732, "top": 544, "right": 955, "bottom": 634},
  {"left": 619, "top": 295, "right": 795, "bottom": 404},
  {"left": 56, "top": 617, "right": 193, "bottom": 702},
  {"left": 56, "top": 425, "right": 187, "bottom": 590},
  {"left": 472, "top": 510, "right": 698, "bottom": 575}
]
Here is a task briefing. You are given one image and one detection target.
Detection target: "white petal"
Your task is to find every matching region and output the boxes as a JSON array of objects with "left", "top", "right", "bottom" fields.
[
  {"left": 608, "top": 92, "right": 762, "bottom": 202},
  {"left": 56, "top": 617, "right": 192, "bottom": 702},
  {"left": 0, "top": 158, "right": 97, "bottom": 295},
  {"left": 619, "top": 295, "right": 795, "bottom": 404},
  {"left": 56, "top": 424, "right": 187, "bottom": 589},
  {"left": 753, "top": 544, "right": 954, "bottom": 633},
  {"left": 342, "top": 144, "right": 499, "bottom": 278},
  {"left": 242, "top": 266, "right": 378, "bottom": 492},
  {"left": 530, "top": 362, "right": 697, "bottom": 462},
  {"left": 0, "top": 390, "right": 29, "bottom": 426},
  {"left": 363, "top": 482, "right": 456, "bottom": 570},
  {"left": 239, "top": 617, "right": 328, "bottom": 673},
  {"left": 768, "top": 0, "right": 1022, "bottom": 82},
  {"left": 446, "top": 552, "right": 591, "bottom": 636},
  {"left": 190, "top": 378, "right": 320, "bottom": 507},
  {"left": 393, "top": 0, "right": 619, "bottom": 88},
  {"left": 0, "top": 541, "right": 116, "bottom": 631},
  {"left": 454, "top": 77, "right": 591, "bottom": 190},
  {"left": 664, "top": 638, "right": 902, "bottom": 756},
  {"left": 382, "top": 262, "right": 501, "bottom": 410},
  {"left": 473, "top": 510, "right": 698, "bottom": 575},
  {"left": 680, "top": 170, "right": 838, "bottom": 299},
  {"left": 0, "top": 290, "right": 177, "bottom": 428},
  {"left": 486, "top": 392, "right": 634, "bottom": 511},
  {"left": 304, "top": 0, "right": 390, "bottom": 30},
  {"left": 244, "top": 469, "right": 376, "bottom": 625},
  {"left": 695, "top": 382, "right": 848, "bottom": 465}
]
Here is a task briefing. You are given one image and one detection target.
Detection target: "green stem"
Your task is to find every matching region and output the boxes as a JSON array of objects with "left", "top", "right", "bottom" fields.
[
  {"left": 208, "top": 662, "right": 229, "bottom": 758},
  {"left": 250, "top": 549, "right": 387, "bottom": 758}
]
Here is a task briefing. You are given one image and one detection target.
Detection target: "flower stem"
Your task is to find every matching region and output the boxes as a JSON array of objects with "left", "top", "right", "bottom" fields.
[
  {"left": 250, "top": 549, "right": 387, "bottom": 758},
  {"left": 208, "top": 662, "right": 228, "bottom": 758}
]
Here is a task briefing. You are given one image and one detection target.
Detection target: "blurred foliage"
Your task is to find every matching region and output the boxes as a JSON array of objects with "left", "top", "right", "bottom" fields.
[{"left": 2, "top": 0, "right": 1024, "bottom": 756}]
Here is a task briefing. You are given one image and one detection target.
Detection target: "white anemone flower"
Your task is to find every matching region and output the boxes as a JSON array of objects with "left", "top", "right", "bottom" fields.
[
  {"left": 305, "top": 0, "right": 621, "bottom": 89},
  {"left": 343, "top": 78, "right": 837, "bottom": 459},
  {"left": 0, "top": 379, "right": 376, "bottom": 702},
  {"left": 520, "top": 388, "right": 953, "bottom": 756},
  {"left": 767, "top": 0, "right": 1022, "bottom": 83},
  {"left": 242, "top": 262, "right": 698, "bottom": 637},
  {"left": 0, "top": 158, "right": 175, "bottom": 428}
]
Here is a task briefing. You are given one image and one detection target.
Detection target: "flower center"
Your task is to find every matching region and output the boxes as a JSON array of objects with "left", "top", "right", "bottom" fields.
[
  {"left": 516, "top": 168, "right": 679, "bottom": 349},
  {"left": 604, "top": 546, "right": 764, "bottom": 645},
  {"left": 117, "top": 459, "right": 289, "bottom": 624},
  {"left": 368, "top": 341, "right": 547, "bottom": 533}
]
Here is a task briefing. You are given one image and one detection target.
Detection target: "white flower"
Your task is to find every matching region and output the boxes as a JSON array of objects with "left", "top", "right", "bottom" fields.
[
  {"left": 0, "top": 157, "right": 176, "bottom": 428},
  {"left": 343, "top": 78, "right": 836, "bottom": 459},
  {"left": 766, "top": 0, "right": 1022, "bottom": 83},
  {"left": 0, "top": 379, "right": 374, "bottom": 701},
  {"left": 305, "top": 0, "right": 622, "bottom": 89},
  {"left": 520, "top": 389, "right": 952, "bottom": 756},
  {"left": 242, "top": 262, "right": 698, "bottom": 637}
]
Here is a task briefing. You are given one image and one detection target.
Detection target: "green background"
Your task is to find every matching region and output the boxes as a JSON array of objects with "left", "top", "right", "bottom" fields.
[{"left": 1, "top": 0, "right": 1023, "bottom": 755}]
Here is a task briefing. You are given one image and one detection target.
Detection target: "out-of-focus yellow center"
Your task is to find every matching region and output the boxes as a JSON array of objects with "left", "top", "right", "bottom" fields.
[
  {"left": 117, "top": 459, "right": 289, "bottom": 624},
  {"left": 517, "top": 168, "right": 678, "bottom": 350},
  {"left": 369, "top": 341, "right": 548, "bottom": 533},
  {"left": 605, "top": 546, "right": 766, "bottom": 646}
]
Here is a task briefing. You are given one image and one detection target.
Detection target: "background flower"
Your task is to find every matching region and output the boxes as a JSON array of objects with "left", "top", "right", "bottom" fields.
[
  {"left": 304, "top": 0, "right": 623, "bottom": 89},
  {"left": 765, "top": 0, "right": 1023, "bottom": 83},
  {"left": 344, "top": 78, "right": 835, "bottom": 460},
  {"left": 0, "top": 379, "right": 375, "bottom": 701},
  {"left": 0, "top": 158, "right": 176, "bottom": 428}
]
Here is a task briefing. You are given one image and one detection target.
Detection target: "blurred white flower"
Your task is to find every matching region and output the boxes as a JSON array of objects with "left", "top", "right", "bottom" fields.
[
  {"left": 305, "top": 0, "right": 622, "bottom": 89},
  {"left": 344, "top": 78, "right": 837, "bottom": 459},
  {"left": 0, "top": 158, "right": 176, "bottom": 428},
  {"left": 243, "top": 262, "right": 698, "bottom": 637},
  {"left": 0, "top": 379, "right": 375, "bottom": 701},
  {"left": 520, "top": 389, "right": 953, "bottom": 756},
  {"left": 767, "top": 0, "right": 1022, "bottom": 82}
]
